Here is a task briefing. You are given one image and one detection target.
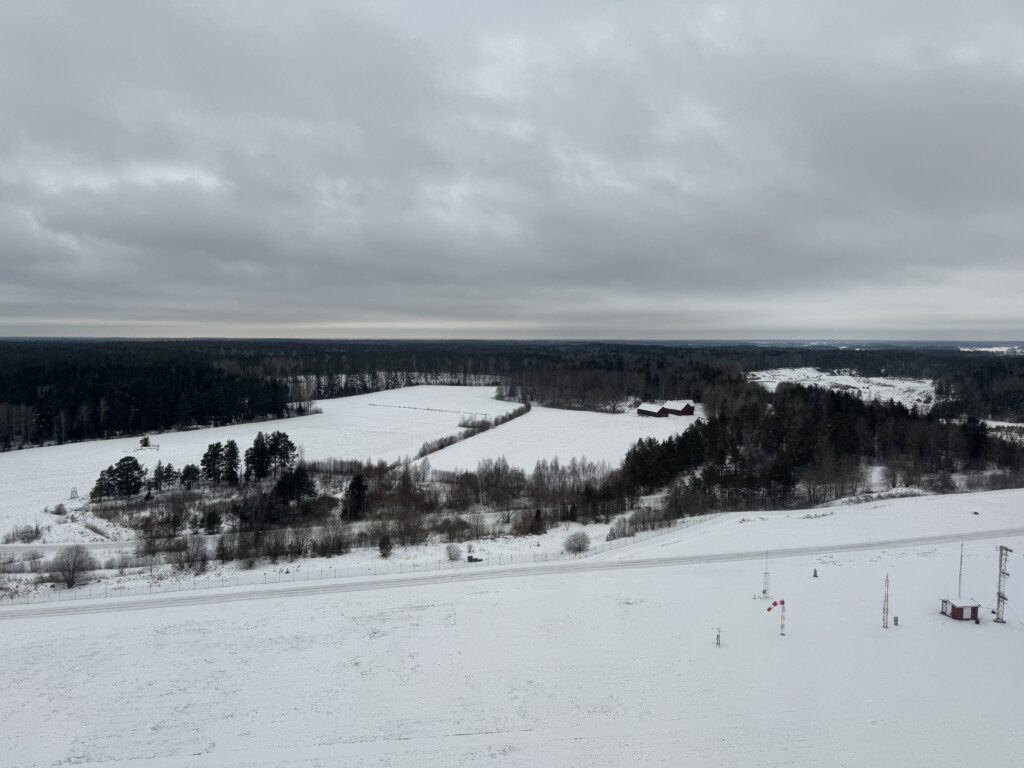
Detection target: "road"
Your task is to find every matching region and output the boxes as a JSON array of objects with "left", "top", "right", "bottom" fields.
[{"left": 3, "top": 525, "right": 1021, "bottom": 621}]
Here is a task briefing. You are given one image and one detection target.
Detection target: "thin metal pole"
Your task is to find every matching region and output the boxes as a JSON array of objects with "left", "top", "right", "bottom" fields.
[{"left": 958, "top": 543, "right": 964, "bottom": 598}]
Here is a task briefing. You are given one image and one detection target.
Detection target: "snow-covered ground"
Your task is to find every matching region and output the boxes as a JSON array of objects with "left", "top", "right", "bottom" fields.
[
  {"left": 425, "top": 404, "right": 700, "bottom": 472},
  {"left": 3, "top": 489, "right": 1024, "bottom": 767},
  {"left": 0, "top": 385, "right": 700, "bottom": 540},
  {"left": 748, "top": 367, "right": 935, "bottom": 409},
  {"left": 0, "top": 387, "right": 702, "bottom": 538},
  {"left": 985, "top": 422, "right": 1024, "bottom": 445},
  {"left": 960, "top": 345, "right": 1024, "bottom": 355},
  {"left": 0, "top": 385, "right": 514, "bottom": 532}
]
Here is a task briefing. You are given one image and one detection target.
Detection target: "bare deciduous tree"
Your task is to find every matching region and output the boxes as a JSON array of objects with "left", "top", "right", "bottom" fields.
[
  {"left": 564, "top": 531, "right": 591, "bottom": 555},
  {"left": 52, "top": 544, "right": 98, "bottom": 588}
]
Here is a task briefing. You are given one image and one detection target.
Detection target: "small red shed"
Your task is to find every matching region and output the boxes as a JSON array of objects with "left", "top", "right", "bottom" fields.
[{"left": 941, "top": 597, "right": 980, "bottom": 622}]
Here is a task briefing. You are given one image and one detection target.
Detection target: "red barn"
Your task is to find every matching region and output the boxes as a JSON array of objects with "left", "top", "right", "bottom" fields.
[
  {"left": 637, "top": 403, "right": 668, "bottom": 417},
  {"left": 941, "top": 597, "right": 980, "bottom": 622},
  {"left": 663, "top": 400, "right": 696, "bottom": 416}
]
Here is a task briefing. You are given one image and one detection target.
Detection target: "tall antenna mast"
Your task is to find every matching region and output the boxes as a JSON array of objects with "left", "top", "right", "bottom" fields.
[
  {"left": 995, "top": 545, "right": 1012, "bottom": 624},
  {"left": 883, "top": 573, "right": 889, "bottom": 629},
  {"left": 958, "top": 543, "right": 964, "bottom": 598}
]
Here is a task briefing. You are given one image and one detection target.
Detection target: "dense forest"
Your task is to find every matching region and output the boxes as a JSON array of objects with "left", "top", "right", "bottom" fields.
[
  {"left": 1, "top": 339, "right": 1023, "bottom": 453},
  {"left": 623, "top": 383, "right": 1021, "bottom": 513}
]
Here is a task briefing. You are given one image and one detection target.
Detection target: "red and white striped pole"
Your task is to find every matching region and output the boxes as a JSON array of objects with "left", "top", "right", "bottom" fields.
[{"left": 767, "top": 598, "right": 785, "bottom": 635}]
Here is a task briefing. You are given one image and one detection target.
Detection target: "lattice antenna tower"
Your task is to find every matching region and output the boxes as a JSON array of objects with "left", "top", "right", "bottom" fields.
[
  {"left": 883, "top": 573, "right": 889, "bottom": 629},
  {"left": 995, "top": 545, "right": 1012, "bottom": 624}
]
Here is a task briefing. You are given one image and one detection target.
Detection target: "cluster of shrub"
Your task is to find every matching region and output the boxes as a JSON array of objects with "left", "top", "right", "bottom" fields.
[
  {"left": 604, "top": 505, "right": 680, "bottom": 541},
  {"left": 1, "top": 523, "right": 42, "bottom": 544},
  {"left": 0, "top": 544, "right": 99, "bottom": 588}
]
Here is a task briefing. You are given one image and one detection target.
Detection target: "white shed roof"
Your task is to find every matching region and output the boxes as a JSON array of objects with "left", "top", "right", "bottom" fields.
[
  {"left": 945, "top": 597, "right": 980, "bottom": 608},
  {"left": 637, "top": 403, "right": 664, "bottom": 414}
]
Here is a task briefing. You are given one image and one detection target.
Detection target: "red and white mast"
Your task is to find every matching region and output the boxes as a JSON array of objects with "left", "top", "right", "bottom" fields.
[{"left": 767, "top": 599, "right": 786, "bottom": 636}]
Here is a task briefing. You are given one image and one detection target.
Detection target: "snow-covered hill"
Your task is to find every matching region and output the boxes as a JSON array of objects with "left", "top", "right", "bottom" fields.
[{"left": 3, "top": 489, "right": 1023, "bottom": 767}]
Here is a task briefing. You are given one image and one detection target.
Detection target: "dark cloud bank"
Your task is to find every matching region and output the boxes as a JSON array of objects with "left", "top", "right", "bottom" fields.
[{"left": 2, "top": 1, "right": 1022, "bottom": 340}]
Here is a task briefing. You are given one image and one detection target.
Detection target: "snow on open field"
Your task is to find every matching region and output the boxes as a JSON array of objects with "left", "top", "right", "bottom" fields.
[
  {"left": 602, "top": 489, "right": 1024, "bottom": 562},
  {"left": 0, "top": 386, "right": 518, "bottom": 533},
  {"left": 3, "top": 490, "right": 1024, "bottom": 767},
  {"left": 748, "top": 367, "right": 935, "bottom": 409},
  {"left": 425, "top": 405, "right": 701, "bottom": 472},
  {"left": 0, "top": 388, "right": 702, "bottom": 537}
]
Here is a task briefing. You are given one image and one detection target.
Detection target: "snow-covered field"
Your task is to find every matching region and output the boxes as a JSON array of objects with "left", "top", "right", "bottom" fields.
[
  {"left": 0, "top": 386, "right": 698, "bottom": 539},
  {"left": 3, "top": 489, "right": 1023, "bottom": 766},
  {"left": 425, "top": 405, "right": 700, "bottom": 472},
  {"left": 748, "top": 367, "right": 935, "bottom": 409},
  {"left": 0, "top": 386, "right": 514, "bottom": 532}
]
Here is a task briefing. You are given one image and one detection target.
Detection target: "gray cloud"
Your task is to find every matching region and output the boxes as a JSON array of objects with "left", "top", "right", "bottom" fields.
[{"left": 2, "top": 0, "right": 1023, "bottom": 339}]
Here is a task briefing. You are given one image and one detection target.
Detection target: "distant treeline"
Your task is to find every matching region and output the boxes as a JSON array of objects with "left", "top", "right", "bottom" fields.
[
  {"left": 0, "top": 341, "right": 292, "bottom": 449},
  {"left": 497, "top": 344, "right": 1024, "bottom": 421},
  {"left": 2, "top": 339, "right": 1022, "bottom": 451}
]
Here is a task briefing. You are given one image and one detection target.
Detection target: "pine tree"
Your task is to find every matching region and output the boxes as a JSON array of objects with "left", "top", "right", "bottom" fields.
[
  {"left": 345, "top": 475, "right": 368, "bottom": 521},
  {"left": 180, "top": 463, "right": 201, "bottom": 489},
  {"left": 267, "top": 431, "right": 297, "bottom": 477},
  {"left": 111, "top": 456, "right": 146, "bottom": 498},
  {"left": 221, "top": 439, "right": 241, "bottom": 485},
  {"left": 90, "top": 467, "right": 116, "bottom": 501},
  {"left": 244, "top": 432, "right": 271, "bottom": 481},
  {"left": 201, "top": 442, "right": 223, "bottom": 484}
]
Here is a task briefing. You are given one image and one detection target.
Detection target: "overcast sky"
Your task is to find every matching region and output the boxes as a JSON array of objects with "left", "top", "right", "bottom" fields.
[{"left": 2, "top": 1, "right": 1023, "bottom": 340}]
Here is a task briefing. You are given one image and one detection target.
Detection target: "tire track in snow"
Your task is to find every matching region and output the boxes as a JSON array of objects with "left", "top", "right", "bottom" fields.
[{"left": 4, "top": 526, "right": 1023, "bottom": 621}]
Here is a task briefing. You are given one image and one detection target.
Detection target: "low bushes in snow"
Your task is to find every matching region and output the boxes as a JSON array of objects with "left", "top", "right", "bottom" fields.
[{"left": 2, "top": 523, "right": 41, "bottom": 544}]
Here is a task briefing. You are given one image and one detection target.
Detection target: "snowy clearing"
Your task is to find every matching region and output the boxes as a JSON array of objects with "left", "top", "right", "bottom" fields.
[
  {"left": 748, "top": 367, "right": 935, "bottom": 410},
  {"left": 424, "top": 404, "right": 701, "bottom": 472},
  {"left": 0, "top": 386, "right": 519, "bottom": 533},
  {"left": 0, "top": 387, "right": 701, "bottom": 538},
  {"left": 2, "top": 489, "right": 1023, "bottom": 767}
]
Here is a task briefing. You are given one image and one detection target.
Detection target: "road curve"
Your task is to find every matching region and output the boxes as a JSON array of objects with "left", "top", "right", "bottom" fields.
[{"left": 3, "top": 526, "right": 1022, "bottom": 621}]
